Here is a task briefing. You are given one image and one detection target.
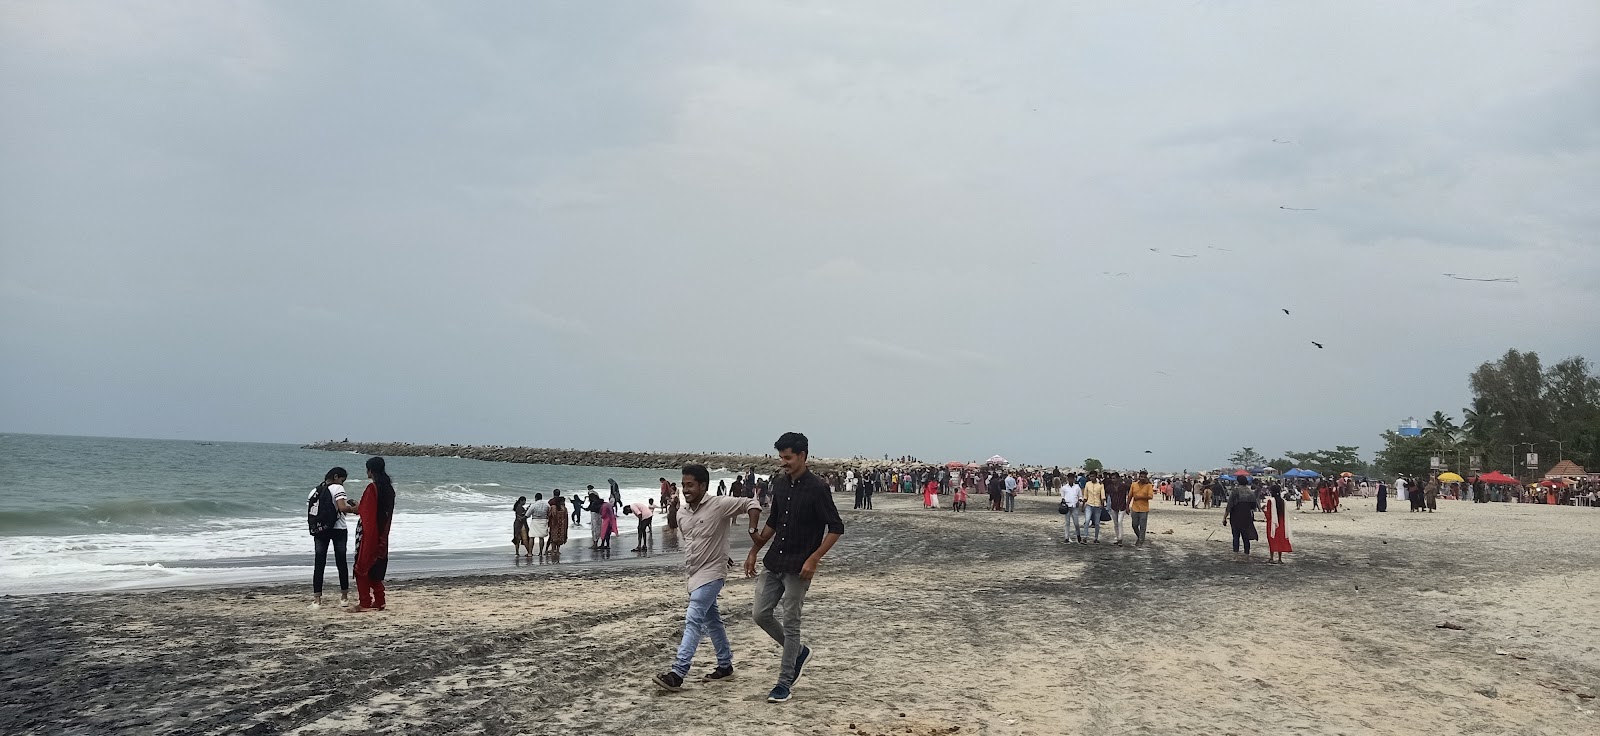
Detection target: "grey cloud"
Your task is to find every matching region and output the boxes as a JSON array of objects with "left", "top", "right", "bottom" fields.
[{"left": 1, "top": 1, "right": 1597, "bottom": 468}]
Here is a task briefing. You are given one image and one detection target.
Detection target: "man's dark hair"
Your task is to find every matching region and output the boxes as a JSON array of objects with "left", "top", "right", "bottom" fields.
[
  {"left": 534, "top": 493, "right": 543, "bottom": 500},
  {"left": 774, "top": 432, "right": 809, "bottom": 456},
  {"left": 682, "top": 464, "right": 710, "bottom": 485}
]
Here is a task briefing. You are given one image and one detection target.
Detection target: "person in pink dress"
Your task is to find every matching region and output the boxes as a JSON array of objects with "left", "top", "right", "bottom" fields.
[
  {"left": 1264, "top": 485, "right": 1293, "bottom": 564},
  {"left": 599, "top": 500, "right": 620, "bottom": 552}
]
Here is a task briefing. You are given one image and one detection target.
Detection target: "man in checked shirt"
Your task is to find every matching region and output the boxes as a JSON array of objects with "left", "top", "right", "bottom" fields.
[{"left": 743, "top": 431, "right": 844, "bottom": 703}]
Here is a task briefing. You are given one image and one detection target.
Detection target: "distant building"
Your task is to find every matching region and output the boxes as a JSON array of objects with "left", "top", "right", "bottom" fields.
[{"left": 1398, "top": 417, "right": 1422, "bottom": 437}]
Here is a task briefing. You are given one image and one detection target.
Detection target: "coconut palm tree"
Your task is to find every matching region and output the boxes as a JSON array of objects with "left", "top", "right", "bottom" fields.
[
  {"left": 1422, "top": 411, "right": 1458, "bottom": 439},
  {"left": 1460, "top": 398, "right": 1498, "bottom": 445},
  {"left": 1422, "top": 410, "right": 1459, "bottom": 456}
]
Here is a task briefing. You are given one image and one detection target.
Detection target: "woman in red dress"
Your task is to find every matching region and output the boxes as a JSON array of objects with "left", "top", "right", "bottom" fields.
[
  {"left": 351, "top": 456, "right": 395, "bottom": 612},
  {"left": 1264, "top": 485, "right": 1293, "bottom": 564}
]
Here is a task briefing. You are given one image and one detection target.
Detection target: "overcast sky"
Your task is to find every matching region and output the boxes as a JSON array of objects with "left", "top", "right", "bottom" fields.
[{"left": 2, "top": 1, "right": 1596, "bottom": 469}]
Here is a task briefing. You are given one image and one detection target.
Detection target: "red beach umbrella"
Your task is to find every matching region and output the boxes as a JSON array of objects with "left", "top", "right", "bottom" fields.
[{"left": 1477, "top": 471, "right": 1519, "bottom": 485}]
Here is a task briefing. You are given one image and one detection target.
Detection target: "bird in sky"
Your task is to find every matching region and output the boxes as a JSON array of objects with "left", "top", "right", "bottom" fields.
[
  {"left": 1272, "top": 139, "right": 1294, "bottom": 144},
  {"left": 1282, "top": 308, "right": 1291, "bottom": 315},
  {"left": 1280, "top": 206, "right": 1317, "bottom": 211},
  {"left": 946, "top": 420, "right": 973, "bottom": 426},
  {"left": 1149, "top": 248, "right": 1198, "bottom": 258},
  {"left": 1311, "top": 341, "right": 1324, "bottom": 349},
  {"left": 1207, "top": 246, "right": 1233, "bottom": 252},
  {"left": 1144, "top": 450, "right": 1154, "bottom": 454}
]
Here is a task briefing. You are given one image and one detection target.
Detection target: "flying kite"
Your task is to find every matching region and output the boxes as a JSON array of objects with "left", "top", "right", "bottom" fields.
[
  {"left": 1279, "top": 206, "right": 1317, "bottom": 211},
  {"left": 1149, "top": 248, "right": 1198, "bottom": 258},
  {"left": 1442, "top": 273, "right": 1518, "bottom": 283},
  {"left": 1311, "top": 341, "right": 1324, "bottom": 349}
]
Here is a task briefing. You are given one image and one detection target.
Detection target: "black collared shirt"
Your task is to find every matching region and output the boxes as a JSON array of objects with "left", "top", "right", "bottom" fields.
[{"left": 762, "top": 469, "right": 845, "bottom": 574}]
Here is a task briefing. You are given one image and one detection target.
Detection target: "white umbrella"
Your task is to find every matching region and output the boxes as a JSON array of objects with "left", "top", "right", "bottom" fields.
[{"left": 987, "top": 455, "right": 1008, "bottom": 465}]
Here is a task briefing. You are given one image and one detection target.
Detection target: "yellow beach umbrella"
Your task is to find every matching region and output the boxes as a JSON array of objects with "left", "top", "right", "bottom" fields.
[{"left": 1437, "top": 472, "right": 1465, "bottom": 483}]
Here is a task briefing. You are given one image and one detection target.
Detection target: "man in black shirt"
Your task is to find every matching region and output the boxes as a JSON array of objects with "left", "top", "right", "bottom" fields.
[{"left": 745, "top": 432, "right": 844, "bottom": 704}]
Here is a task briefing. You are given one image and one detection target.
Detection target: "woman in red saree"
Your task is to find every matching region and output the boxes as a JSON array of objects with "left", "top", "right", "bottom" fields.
[
  {"left": 1264, "top": 485, "right": 1293, "bottom": 564},
  {"left": 923, "top": 479, "right": 939, "bottom": 509},
  {"left": 351, "top": 456, "right": 395, "bottom": 612}
]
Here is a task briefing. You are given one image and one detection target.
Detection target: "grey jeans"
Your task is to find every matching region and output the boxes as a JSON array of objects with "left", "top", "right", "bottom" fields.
[
  {"left": 1131, "top": 511, "right": 1149, "bottom": 543},
  {"left": 753, "top": 570, "right": 812, "bottom": 687}
]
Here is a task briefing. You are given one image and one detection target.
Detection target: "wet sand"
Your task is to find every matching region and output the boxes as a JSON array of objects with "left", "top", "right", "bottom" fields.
[{"left": 3, "top": 494, "right": 1597, "bottom": 735}]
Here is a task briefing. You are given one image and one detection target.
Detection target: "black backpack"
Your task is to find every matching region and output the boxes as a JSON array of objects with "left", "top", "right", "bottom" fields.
[{"left": 308, "top": 483, "right": 339, "bottom": 537}]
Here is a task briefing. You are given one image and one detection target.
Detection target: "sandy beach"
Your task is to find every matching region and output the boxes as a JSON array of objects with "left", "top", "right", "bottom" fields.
[{"left": 3, "top": 493, "right": 1597, "bottom": 736}]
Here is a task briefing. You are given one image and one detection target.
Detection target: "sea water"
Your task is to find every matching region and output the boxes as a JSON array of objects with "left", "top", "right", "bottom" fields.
[{"left": 0, "top": 434, "right": 753, "bottom": 594}]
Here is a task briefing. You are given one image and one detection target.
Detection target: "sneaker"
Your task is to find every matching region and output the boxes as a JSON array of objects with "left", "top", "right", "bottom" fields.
[
  {"left": 702, "top": 665, "right": 735, "bottom": 682},
  {"left": 652, "top": 671, "right": 684, "bottom": 692},
  {"left": 767, "top": 684, "right": 792, "bottom": 703},
  {"left": 792, "top": 645, "right": 812, "bottom": 685}
]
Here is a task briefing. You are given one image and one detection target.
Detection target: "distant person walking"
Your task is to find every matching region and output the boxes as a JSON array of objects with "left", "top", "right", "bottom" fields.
[
  {"left": 1375, "top": 481, "right": 1388, "bottom": 513},
  {"left": 350, "top": 456, "right": 395, "bottom": 612},
  {"left": 1061, "top": 476, "right": 1085, "bottom": 544},
  {"left": 608, "top": 478, "right": 623, "bottom": 508},
  {"left": 652, "top": 464, "right": 761, "bottom": 692},
  {"left": 1129, "top": 471, "right": 1155, "bottom": 547},
  {"left": 1224, "top": 475, "right": 1258, "bottom": 561},
  {"left": 1082, "top": 474, "right": 1105, "bottom": 543},
  {"left": 746, "top": 432, "right": 844, "bottom": 704},
  {"left": 1104, "top": 473, "right": 1129, "bottom": 545},
  {"left": 308, "top": 467, "right": 356, "bottom": 609}
]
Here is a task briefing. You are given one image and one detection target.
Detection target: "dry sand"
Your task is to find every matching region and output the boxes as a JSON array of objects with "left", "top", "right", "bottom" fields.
[{"left": 3, "top": 493, "right": 1597, "bottom": 735}]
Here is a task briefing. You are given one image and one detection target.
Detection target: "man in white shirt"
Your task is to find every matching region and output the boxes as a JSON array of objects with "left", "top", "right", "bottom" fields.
[
  {"left": 654, "top": 464, "right": 761, "bottom": 692},
  {"left": 1004, "top": 474, "right": 1019, "bottom": 512},
  {"left": 1061, "top": 479, "right": 1085, "bottom": 544},
  {"left": 309, "top": 467, "right": 358, "bottom": 608},
  {"left": 528, "top": 493, "right": 551, "bottom": 557}
]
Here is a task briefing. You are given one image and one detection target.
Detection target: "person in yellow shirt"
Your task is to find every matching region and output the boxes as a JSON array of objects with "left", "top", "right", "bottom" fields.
[
  {"left": 1082, "top": 474, "right": 1106, "bottom": 543},
  {"left": 1129, "top": 470, "right": 1156, "bottom": 546}
]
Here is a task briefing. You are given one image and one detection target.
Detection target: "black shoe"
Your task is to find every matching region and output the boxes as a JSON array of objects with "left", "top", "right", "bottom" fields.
[
  {"left": 702, "top": 665, "right": 735, "bottom": 681},
  {"left": 792, "top": 645, "right": 812, "bottom": 685},
  {"left": 653, "top": 671, "right": 684, "bottom": 692}
]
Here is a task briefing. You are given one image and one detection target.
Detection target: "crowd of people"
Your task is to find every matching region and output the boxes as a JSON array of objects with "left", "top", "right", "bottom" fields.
[{"left": 303, "top": 444, "right": 1596, "bottom": 707}]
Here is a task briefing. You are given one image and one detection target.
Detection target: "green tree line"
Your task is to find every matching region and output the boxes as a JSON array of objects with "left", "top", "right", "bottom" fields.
[{"left": 1374, "top": 350, "right": 1600, "bottom": 479}]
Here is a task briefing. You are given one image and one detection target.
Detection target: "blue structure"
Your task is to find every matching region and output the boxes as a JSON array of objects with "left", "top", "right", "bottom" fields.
[{"left": 1398, "top": 417, "right": 1423, "bottom": 437}]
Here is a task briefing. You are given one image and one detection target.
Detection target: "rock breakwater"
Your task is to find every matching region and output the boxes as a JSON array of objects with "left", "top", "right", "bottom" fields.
[{"left": 303, "top": 440, "right": 870, "bottom": 474}]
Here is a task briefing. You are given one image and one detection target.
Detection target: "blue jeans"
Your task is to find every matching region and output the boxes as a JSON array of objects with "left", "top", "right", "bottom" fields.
[
  {"left": 1083, "top": 506, "right": 1102, "bottom": 540},
  {"left": 672, "top": 579, "right": 732, "bottom": 677},
  {"left": 753, "top": 570, "right": 811, "bottom": 687},
  {"left": 1005, "top": 492, "right": 1016, "bottom": 512}
]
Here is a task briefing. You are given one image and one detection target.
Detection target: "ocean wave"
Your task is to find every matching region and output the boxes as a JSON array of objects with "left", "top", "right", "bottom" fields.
[{"left": 0, "top": 498, "right": 266, "bottom": 534}]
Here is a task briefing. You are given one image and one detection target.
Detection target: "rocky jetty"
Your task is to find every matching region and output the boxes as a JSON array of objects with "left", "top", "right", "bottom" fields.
[{"left": 303, "top": 440, "right": 886, "bottom": 475}]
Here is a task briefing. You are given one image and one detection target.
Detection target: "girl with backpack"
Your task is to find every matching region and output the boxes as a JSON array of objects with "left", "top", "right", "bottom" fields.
[{"left": 308, "top": 467, "right": 358, "bottom": 609}]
